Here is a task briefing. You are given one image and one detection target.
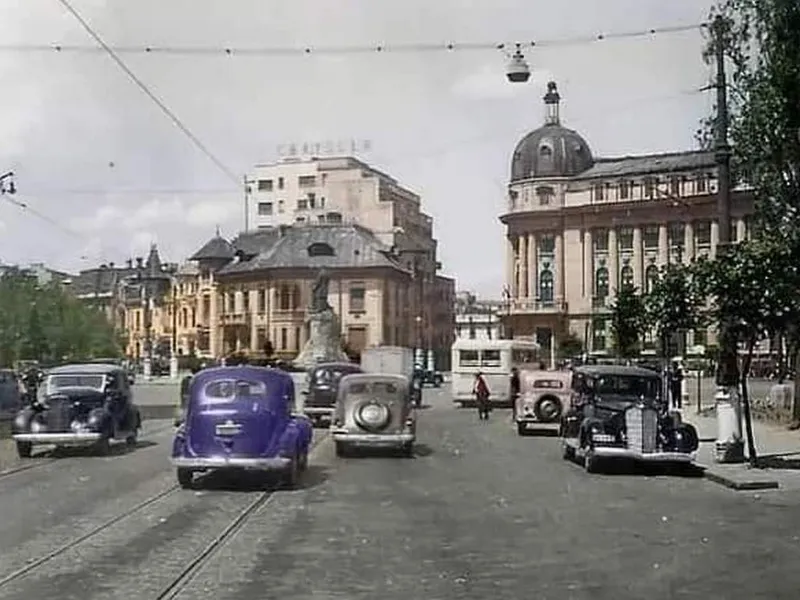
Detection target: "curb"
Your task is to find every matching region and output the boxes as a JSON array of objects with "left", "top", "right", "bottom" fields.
[{"left": 699, "top": 463, "right": 780, "bottom": 491}]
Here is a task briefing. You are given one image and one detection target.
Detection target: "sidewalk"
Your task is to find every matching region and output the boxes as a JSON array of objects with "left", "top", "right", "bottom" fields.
[{"left": 685, "top": 409, "right": 800, "bottom": 491}]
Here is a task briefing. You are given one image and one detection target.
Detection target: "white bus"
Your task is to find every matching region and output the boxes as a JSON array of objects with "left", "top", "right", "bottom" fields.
[{"left": 450, "top": 338, "right": 541, "bottom": 406}]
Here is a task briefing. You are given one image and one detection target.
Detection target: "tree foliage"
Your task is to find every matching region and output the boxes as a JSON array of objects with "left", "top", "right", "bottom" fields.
[
  {"left": 644, "top": 263, "right": 707, "bottom": 358},
  {"left": 609, "top": 285, "right": 648, "bottom": 358},
  {"left": 0, "top": 271, "right": 123, "bottom": 367}
]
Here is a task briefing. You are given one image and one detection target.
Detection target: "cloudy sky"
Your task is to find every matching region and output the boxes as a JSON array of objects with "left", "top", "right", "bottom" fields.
[{"left": 0, "top": 0, "right": 716, "bottom": 296}]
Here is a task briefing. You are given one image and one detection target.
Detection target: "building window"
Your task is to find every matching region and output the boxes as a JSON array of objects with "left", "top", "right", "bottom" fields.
[
  {"left": 307, "top": 192, "right": 316, "bottom": 209},
  {"left": 668, "top": 223, "right": 685, "bottom": 248},
  {"left": 643, "top": 226, "right": 659, "bottom": 249},
  {"left": 538, "top": 235, "right": 555, "bottom": 254},
  {"left": 326, "top": 212, "right": 343, "bottom": 223},
  {"left": 227, "top": 292, "right": 235, "bottom": 312},
  {"left": 645, "top": 265, "right": 659, "bottom": 294},
  {"left": 593, "top": 229, "right": 609, "bottom": 253},
  {"left": 297, "top": 199, "right": 308, "bottom": 210},
  {"left": 644, "top": 177, "right": 655, "bottom": 198},
  {"left": 257, "top": 179, "right": 273, "bottom": 192},
  {"left": 349, "top": 286, "right": 366, "bottom": 312},
  {"left": 468, "top": 325, "right": 476, "bottom": 339},
  {"left": 536, "top": 185, "right": 554, "bottom": 206},
  {"left": 295, "top": 327, "right": 302, "bottom": 352},
  {"left": 619, "top": 181, "right": 630, "bottom": 199},
  {"left": 242, "top": 291, "right": 250, "bottom": 313},
  {"left": 696, "top": 174, "right": 707, "bottom": 193},
  {"left": 670, "top": 177, "right": 681, "bottom": 197},
  {"left": 620, "top": 265, "right": 634, "bottom": 289},
  {"left": 694, "top": 327, "right": 708, "bottom": 348},
  {"left": 594, "top": 183, "right": 604, "bottom": 201},
  {"left": 618, "top": 227, "right": 634, "bottom": 251},
  {"left": 298, "top": 175, "right": 316, "bottom": 187},
  {"left": 539, "top": 270, "right": 554, "bottom": 304},
  {"left": 594, "top": 267, "right": 609, "bottom": 300},
  {"left": 278, "top": 177, "right": 284, "bottom": 190},
  {"left": 277, "top": 285, "right": 299, "bottom": 310},
  {"left": 257, "top": 202, "right": 273, "bottom": 216},
  {"left": 592, "top": 318, "right": 608, "bottom": 351},
  {"left": 695, "top": 220, "right": 711, "bottom": 246},
  {"left": 280, "top": 327, "right": 288, "bottom": 350},
  {"left": 257, "top": 289, "right": 266, "bottom": 313}
]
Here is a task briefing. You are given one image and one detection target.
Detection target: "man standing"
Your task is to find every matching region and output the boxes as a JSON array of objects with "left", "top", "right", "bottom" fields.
[
  {"left": 509, "top": 367, "right": 521, "bottom": 421},
  {"left": 670, "top": 360, "right": 684, "bottom": 410},
  {"left": 474, "top": 372, "right": 491, "bottom": 421}
]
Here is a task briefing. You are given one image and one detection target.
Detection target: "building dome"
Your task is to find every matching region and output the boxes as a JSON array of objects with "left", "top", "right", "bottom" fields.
[{"left": 510, "top": 82, "right": 594, "bottom": 182}]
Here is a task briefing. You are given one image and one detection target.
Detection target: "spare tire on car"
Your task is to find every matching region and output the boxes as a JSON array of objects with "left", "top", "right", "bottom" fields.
[
  {"left": 354, "top": 401, "right": 391, "bottom": 432},
  {"left": 534, "top": 395, "right": 563, "bottom": 423}
]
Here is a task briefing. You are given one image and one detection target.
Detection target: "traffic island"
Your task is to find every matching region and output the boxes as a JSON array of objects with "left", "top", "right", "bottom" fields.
[{"left": 700, "top": 462, "right": 780, "bottom": 491}]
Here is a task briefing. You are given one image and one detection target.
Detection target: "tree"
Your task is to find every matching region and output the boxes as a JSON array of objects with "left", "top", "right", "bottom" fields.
[
  {"left": 558, "top": 332, "right": 584, "bottom": 359},
  {"left": 692, "top": 238, "right": 800, "bottom": 464},
  {"left": 0, "top": 272, "right": 123, "bottom": 367},
  {"left": 609, "top": 285, "right": 648, "bottom": 358}
]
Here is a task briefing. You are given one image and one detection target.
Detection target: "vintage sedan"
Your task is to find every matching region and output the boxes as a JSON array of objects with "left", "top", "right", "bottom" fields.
[
  {"left": 560, "top": 365, "right": 699, "bottom": 473},
  {"left": 11, "top": 363, "right": 141, "bottom": 458},
  {"left": 171, "top": 366, "right": 313, "bottom": 489},
  {"left": 515, "top": 370, "right": 571, "bottom": 435},
  {"left": 303, "top": 361, "right": 363, "bottom": 427},
  {"left": 330, "top": 373, "right": 415, "bottom": 457}
]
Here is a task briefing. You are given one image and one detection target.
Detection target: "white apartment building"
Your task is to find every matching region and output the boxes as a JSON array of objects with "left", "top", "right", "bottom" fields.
[{"left": 454, "top": 292, "right": 503, "bottom": 341}]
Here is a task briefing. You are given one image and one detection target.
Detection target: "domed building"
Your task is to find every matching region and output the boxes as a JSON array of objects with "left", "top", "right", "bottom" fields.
[{"left": 498, "top": 81, "right": 755, "bottom": 360}]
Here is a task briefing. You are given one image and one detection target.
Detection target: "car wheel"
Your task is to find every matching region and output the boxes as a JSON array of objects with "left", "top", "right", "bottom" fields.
[
  {"left": 335, "top": 441, "right": 349, "bottom": 457},
  {"left": 16, "top": 441, "right": 32, "bottom": 459},
  {"left": 562, "top": 442, "right": 575, "bottom": 461},
  {"left": 94, "top": 436, "right": 111, "bottom": 456},
  {"left": 517, "top": 422, "right": 528, "bottom": 436},
  {"left": 583, "top": 444, "right": 600, "bottom": 473},
  {"left": 354, "top": 401, "right": 391, "bottom": 432},
  {"left": 400, "top": 442, "right": 414, "bottom": 458},
  {"left": 283, "top": 456, "right": 300, "bottom": 489},
  {"left": 534, "top": 396, "right": 563, "bottom": 423},
  {"left": 177, "top": 468, "right": 194, "bottom": 489},
  {"left": 125, "top": 428, "right": 138, "bottom": 447},
  {"left": 298, "top": 450, "right": 309, "bottom": 471}
]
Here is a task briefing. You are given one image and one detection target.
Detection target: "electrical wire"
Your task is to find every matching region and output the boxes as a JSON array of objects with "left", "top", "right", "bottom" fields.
[
  {"left": 0, "top": 22, "right": 705, "bottom": 57},
  {"left": 55, "top": 0, "right": 241, "bottom": 186}
]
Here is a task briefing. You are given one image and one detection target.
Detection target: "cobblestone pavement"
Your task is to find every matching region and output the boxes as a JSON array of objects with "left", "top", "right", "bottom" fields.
[{"left": 2, "top": 392, "right": 800, "bottom": 599}]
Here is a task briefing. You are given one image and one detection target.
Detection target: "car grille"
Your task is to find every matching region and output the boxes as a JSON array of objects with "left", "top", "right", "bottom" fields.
[
  {"left": 45, "top": 398, "right": 73, "bottom": 432},
  {"left": 625, "top": 406, "right": 658, "bottom": 454}
]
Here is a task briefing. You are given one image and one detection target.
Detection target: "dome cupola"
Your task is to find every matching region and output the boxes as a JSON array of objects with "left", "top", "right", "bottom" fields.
[{"left": 510, "top": 81, "right": 594, "bottom": 182}]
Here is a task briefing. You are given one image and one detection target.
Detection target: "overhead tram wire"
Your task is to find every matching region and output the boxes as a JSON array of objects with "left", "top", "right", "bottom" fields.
[
  {"left": 55, "top": 0, "right": 241, "bottom": 186},
  {"left": 1, "top": 22, "right": 705, "bottom": 57}
]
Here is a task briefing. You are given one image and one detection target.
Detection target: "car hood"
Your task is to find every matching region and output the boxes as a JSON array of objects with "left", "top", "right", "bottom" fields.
[
  {"left": 594, "top": 394, "right": 646, "bottom": 412},
  {"left": 45, "top": 389, "right": 107, "bottom": 405}
]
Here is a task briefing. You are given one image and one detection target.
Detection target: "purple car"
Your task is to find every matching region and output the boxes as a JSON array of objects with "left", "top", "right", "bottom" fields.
[{"left": 171, "top": 366, "right": 313, "bottom": 489}]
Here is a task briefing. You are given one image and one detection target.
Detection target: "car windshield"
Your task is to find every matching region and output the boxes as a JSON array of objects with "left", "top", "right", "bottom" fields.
[
  {"left": 594, "top": 375, "right": 660, "bottom": 399},
  {"left": 313, "top": 369, "right": 349, "bottom": 385},
  {"left": 47, "top": 374, "right": 106, "bottom": 392},
  {"left": 201, "top": 379, "right": 268, "bottom": 404}
]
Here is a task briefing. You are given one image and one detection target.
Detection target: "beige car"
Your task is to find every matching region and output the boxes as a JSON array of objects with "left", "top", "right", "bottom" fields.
[
  {"left": 330, "top": 373, "right": 416, "bottom": 457},
  {"left": 515, "top": 370, "right": 572, "bottom": 435}
]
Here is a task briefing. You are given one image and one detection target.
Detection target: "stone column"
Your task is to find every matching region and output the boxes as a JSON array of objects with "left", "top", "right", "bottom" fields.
[
  {"left": 249, "top": 290, "right": 258, "bottom": 352},
  {"left": 555, "top": 232, "right": 565, "bottom": 302},
  {"left": 683, "top": 221, "right": 695, "bottom": 264},
  {"left": 505, "top": 236, "right": 515, "bottom": 296},
  {"left": 608, "top": 228, "right": 618, "bottom": 297},
  {"left": 736, "top": 218, "right": 746, "bottom": 242},
  {"left": 583, "top": 230, "right": 593, "bottom": 298},
  {"left": 518, "top": 235, "right": 528, "bottom": 298},
  {"left": 527, "top": 233, "right": 537, "bottom": 300},
  {"left": 632, "top": 226, "right": 643, "bottom": 290},
  {"left": 710, "top": 221, "right": 720, "bottom": 259},
  {"left": 658, "top": 224, "right": 668, "bottom": 265},
  {"left": 209, "top": 281, "right": 219, "bottom": 358}
]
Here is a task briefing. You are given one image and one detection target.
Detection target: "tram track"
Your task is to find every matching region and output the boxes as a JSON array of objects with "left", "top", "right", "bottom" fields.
[{"left": 0, "top": 430, "right": 329, "bottom": 595}]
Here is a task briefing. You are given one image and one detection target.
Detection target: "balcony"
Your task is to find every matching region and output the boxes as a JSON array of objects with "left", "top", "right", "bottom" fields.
[
  {"left": 220, "top": 312, "right": 250, "bottom": 325},
  {"left": 507, "top": 298, "right": 567, "bottom": 314},
  {"left": 272, "top": 308, "right": 306, "bottom": 322}
]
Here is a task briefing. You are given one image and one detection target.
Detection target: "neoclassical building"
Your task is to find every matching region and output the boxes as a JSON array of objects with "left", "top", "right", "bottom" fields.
[{"left": 500, "top": 81, "right": 754, "bottom": 356}]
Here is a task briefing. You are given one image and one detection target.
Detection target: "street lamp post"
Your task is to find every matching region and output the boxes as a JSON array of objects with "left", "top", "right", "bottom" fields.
[
  {"left": 170, "top": 282, "right": 179, "bottom": 380},
  {"left": 711, "top": 15, "right": 745, "bottom": 463}
]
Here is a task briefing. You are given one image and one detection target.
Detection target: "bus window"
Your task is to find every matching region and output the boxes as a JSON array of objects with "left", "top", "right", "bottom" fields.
[
  {"left": 480, "top": 350, "right": 502, "bottom": 367},
  {"left": 458, "top": 350, "right": 479, "bottom": 367},
  {"left": 512, "top": 349, "right": 537, "bottom": 364}
]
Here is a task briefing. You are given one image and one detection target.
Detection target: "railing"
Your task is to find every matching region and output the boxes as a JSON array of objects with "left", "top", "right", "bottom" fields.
[{"left": 508, "top": 298, "right": 567, "bottom": 313}]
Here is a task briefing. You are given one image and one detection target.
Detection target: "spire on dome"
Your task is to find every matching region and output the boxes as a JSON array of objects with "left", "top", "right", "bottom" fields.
[{"left": 543, "top": 81, "right": 561, "bottom": 126}]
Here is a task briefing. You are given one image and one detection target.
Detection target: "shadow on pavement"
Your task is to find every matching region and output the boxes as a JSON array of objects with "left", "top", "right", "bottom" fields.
[
  {"left": 196, "top": 464, "right": 330, "bottom": 492},
  {"left": 752, "top": 455, "right": 800, "bottom": 470},
  {"left": 574, "top": 458, "right": 705, "bottom": 478},
  {"left": 517, "top": 427, "right": 560, "bottom": 438}
]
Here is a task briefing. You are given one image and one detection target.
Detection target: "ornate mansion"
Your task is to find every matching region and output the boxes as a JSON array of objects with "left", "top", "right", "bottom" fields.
[{"left": 500, "top": 82, "right": 753, "bottom": 356}]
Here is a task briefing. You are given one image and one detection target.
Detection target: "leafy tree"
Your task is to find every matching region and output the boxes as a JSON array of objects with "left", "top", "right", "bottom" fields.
[
  {"left": 609, "top": 285, "right": 648, "bottom": 358},
  {"left": 644, "top": 263, "right": 707, "bottom": 361},
  {"left": 0, "top": 272, "right": 123, "bottom": 367},
  {"left": 558, "top": 332, "right": 584, "bottom": 358},
  {"left": 692, "top": 238, "right": 800, "bottom": 464}
]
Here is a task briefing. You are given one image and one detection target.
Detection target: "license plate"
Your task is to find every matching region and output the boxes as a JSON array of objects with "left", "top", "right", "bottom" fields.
[{"left": 215, "top": 423, "right": 241, "bottom": 436}]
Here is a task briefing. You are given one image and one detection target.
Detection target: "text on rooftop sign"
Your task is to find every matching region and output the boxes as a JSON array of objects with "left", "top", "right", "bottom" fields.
[{"left": 276, "top": 139, "right": 373, "bottom": 158}]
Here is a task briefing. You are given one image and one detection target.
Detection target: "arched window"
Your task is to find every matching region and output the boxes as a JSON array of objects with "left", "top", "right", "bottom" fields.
[
  {"left": 307, "top": 242, "right": 335, "bottom": 257},
  {"left": 594, "top": 267, "right": 609, "bottom": 298},
  {"left": 539, "top": 269, "right": 554, "bottom": 303},
  {"left": 620, "top": 265, "right": 634, "bottom": 290},
  {"left": 645, "top": 265, "right": 660, "bottom": 294},
  {"left": 277, "top": 284, "right": 300, "bottom": 310},
  {"left": 538, "top": 144, "right": 554, "bottom": 173}
]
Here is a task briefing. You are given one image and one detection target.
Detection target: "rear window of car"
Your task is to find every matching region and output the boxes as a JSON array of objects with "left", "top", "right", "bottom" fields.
[
  {"left": 202, "top": 379, "right": 268, "bottom": 403},
  {"left": 532, "top": 379, "right": 564, "bottom": 389},
  {"left": 345, "top": 381, "right": 399, "bottom": 395}
]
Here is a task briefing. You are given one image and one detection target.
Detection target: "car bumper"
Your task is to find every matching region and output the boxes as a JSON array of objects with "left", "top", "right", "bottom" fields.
[
  {"left": 170, "top": 456, "right": 291, "bottom": 470},
  {"left": 593, "top": 446, "right": 695, "bottom": 463},
  {"left": 330, "top": 430, "right": 415, "bottom": 446},
  {"left": 13, "top": 432, "right": 102, "bottom": 445},
  {"left": 304, "top": 407, "right": 334, "bottom": 417}
]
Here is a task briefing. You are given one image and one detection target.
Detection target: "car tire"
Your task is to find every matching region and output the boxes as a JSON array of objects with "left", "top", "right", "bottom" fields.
[
  {"left": 94, "top": 436, "right": 111, "bottom": 456},
  {"left": 283, "top": 456, "right": 300, "bottom": 490},
  {"left": 583, "top": 445, "right": 600, "bottom": 473},
  {"left": 534, "top": 396, "right": 563, "bottom": 423},
  {"left": 562, "top": 442, "right": 575, "bottom": 461},
  {"left": 517, "top": 422, "right": 528, "bottom": 436},
  {"left": 354, "top": 402, "right": 391, "bottom": 432},
  {"left": 177, "top": 468, "right": 194, "bottom": 489},
  {"left": 125, "top": 428, "right": 138, "bottom": 447},
  {"left": 400, "top": 442, "right": 414, "bottom": 458},
  {"left": 335, "top": 441, "right": 349, "bottom": 457},
  {"left": 16, "top": 441, "right": 32, "bottom": 459},
  {"left": 299, "top": 450, "right": 309, "bottom": 471}
]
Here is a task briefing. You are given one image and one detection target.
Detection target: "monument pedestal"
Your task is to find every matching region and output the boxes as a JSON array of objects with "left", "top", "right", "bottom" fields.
[{"left": 294, "top": 308, "right": 349, "bottom": 369}]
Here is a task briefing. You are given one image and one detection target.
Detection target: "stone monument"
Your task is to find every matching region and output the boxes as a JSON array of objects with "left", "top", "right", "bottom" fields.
[{"left": 293, "top": 268, "right": 349, "bottom": 368}]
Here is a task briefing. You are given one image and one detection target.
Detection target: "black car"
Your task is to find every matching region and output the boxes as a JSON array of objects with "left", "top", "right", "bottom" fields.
[
  {"left": 11, "top": 363, "right": 141, "bottom": 458},
  {"left": 560, "top": 365, "right": 698, "bottom": 473},
  {"left": 303, "top": 362, "right": 363, "bottom": 427},
  {"left": 420, "top": 369, "right": 444, "bottom": 387}
]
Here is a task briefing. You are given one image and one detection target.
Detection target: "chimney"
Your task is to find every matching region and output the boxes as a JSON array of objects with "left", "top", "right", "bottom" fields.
[
  {"left": 108, "top": 261, "right": 115, "bottom": 269},
  {"left": 135, "top": 257, "right": 144, "bottom": 269},
  {"left": 278, "top": 224, "right": 289, "bottom": 237},
  {"left": 126, "top": 259, "right": 133, "bottom": 269}
]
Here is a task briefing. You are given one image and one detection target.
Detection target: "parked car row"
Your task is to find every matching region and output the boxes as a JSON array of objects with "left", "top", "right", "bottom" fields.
[{"left": 513, "top": 364, "right": 700, "bottom": 474}]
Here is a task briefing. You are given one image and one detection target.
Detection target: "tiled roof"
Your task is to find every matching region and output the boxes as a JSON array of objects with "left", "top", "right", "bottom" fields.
[
  {"left": 190, "top": 235, "right": 235, "bottom": 261},
  {"left": 70, "top": 267, "right": 136, "bottom": 297},
  {"left": 218, "top": 224, "right": 407, "bottom": 275},
  {"left": 575, "top": 150, "right": 716, "bottom": 180},
  {"left": 231, "top": 228, "right": 282, "bottom": 257}
]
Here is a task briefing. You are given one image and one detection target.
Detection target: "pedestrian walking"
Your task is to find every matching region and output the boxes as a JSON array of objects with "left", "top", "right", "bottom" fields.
[
  {"left": 473, "top": 372, "right": 491, "bottom": 420},
  {"left": 509, "top": 367, "right": 520, "bottom": 421},
  {"left": 670, "top": 360, "right": 684, "bottom": 410}
]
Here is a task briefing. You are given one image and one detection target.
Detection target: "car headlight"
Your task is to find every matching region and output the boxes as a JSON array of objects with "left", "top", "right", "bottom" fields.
[
  {"left": 523, "top": 403, "right": 536, "bottom": 414},
  {"left": 14, "top": 414, "right": 27, "bottom": 429},
  {"left": 88, "top": 412, "right": 102, "bottom": 425},
  {"left": 31, "top": 420, "right": 44, "bottom": 433}
]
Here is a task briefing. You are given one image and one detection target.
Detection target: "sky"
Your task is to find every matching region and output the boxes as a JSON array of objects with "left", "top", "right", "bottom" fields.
[{"left": 0, "top": 0, "right": 718, "bottom": 297}]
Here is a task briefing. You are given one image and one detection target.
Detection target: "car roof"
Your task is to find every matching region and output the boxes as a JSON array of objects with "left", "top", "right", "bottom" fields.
[
  {"left": 48, "top": 363, "right": 122, "bottom": 375},
  {"left": 340, "top": 373, "right": 409, "bottom": 385},
  {"left": 574, "top": 364, "right": 660, "bottom": 378},
  {"left": 311, "top": 362, "right": 361, "bottom": 371},
  {"left": 192, "top": 365, "right": 293, "bottom": 385}
]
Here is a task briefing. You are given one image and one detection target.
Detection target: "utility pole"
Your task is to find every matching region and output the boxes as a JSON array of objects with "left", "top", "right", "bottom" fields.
[
  {"left": 712, "top": 14, "right": 745, "bottom": 463},
  {"left": 170, "top": 282, "right": 179, "bottom": 380}
]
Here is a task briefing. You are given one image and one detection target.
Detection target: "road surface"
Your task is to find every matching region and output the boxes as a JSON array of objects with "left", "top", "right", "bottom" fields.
[{"left": 0, "top": 386, "right": 798, "bottom": 599}]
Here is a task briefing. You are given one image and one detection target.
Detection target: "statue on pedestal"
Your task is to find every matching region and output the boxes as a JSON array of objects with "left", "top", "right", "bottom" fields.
[{"left": 294, "top": 268, "right": 348, "bottom": 368}]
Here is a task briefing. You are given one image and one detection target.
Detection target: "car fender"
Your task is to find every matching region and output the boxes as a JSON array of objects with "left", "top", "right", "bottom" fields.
[{"left": 278, "top": 418, "right": 311, "bottom": 457}]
